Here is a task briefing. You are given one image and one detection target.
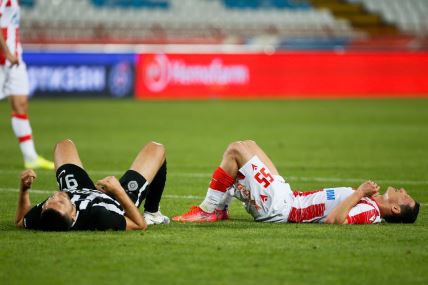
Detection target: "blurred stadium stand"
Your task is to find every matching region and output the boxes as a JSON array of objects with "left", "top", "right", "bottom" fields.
[
  {"left": 20, "top": 0, "right": 428, "bottom": 50},
  {"left": 349, "top": 0, "right": 428, "bottom": 35}
]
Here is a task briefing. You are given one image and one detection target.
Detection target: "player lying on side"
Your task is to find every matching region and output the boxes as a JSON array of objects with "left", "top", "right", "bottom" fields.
[
  {"left": 173, "top": 140, "right": 420, "bottom": 224},
  {"left": 16, "top": 139, "right": 170, "bottom": 231}
]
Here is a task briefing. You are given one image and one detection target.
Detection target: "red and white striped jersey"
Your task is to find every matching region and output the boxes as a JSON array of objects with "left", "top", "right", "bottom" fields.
[
  {"left": 0, "top": 0, "right": 21, "bottom": 65},
  {"left": 288, "top": 187, "right": 381, "bottom": 224}
]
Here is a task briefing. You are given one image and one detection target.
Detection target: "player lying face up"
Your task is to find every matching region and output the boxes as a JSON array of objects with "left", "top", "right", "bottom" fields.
[
  {"left": 173, "top": 140, "right": 419, "bottom": 224},
  {"left": 15, "top": 139, "right": 170, "bottom": 231}
]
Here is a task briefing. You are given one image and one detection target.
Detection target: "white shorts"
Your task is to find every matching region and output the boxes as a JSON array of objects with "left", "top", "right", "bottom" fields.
[
  {"left": 0, "top": 61, "right": 30, "bottom": 100},
  {"left": 229, "top": 155, "right": 294, "bottom": 222}
]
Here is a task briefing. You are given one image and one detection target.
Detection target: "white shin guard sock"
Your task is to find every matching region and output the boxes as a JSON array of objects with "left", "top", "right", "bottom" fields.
[
  {"left": 11, "top": 114, "right": 38, "bottom": 162},
  {"left": 200, "top": 188, "right": 226, "bottom": 213},
  {"left": 216, "top": 191, "right": 233, "bottom": 211}
]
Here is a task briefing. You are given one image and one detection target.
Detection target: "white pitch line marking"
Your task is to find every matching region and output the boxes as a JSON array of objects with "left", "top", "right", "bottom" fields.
[
  {"left": 0, "top": 187, "right": 204, "bottom": 199},
  {"left": 1, "top": 169, "right": 428, "bottom": 185},
  {"left": 0, "top": 188, "right": 426, "bottom": 206}
]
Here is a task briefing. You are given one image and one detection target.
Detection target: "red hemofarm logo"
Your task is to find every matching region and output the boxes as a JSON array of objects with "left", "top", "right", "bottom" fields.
[
  {"left": 144, "top": 54, "right": 249, "bottom": 92},
  {"left": 136, "top": 53, "right": 250, "bottom": 98},
  {"left": 135, "top": 52, "right": 428, "bottom": 99}
]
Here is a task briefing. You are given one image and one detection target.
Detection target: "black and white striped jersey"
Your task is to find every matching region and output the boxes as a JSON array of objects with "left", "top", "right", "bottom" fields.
[{"left": 23, "top": 188, "right": 126, "bottom": 231}]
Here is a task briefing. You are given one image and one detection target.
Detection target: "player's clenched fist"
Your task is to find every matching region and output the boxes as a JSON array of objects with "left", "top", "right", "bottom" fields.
[
  {"left": 96, "top": 176, "right": 122, "bottom": 196},
  {"left": 357, "top": 180, "right": 380, "bottom": 197},
  {"left": 20, "top": 169, "right": 37, "bottom": 191}
]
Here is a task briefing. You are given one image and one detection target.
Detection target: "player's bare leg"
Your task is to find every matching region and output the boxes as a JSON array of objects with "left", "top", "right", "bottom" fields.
[
  {"left": 9, "top": 95, "right": 28, "bottom": 114},
  {"left": 50, "top": 139, "right": 82, "bottom": 221},
  {"left": 174, "top": 140, "right": 278, "bottom": 222},
  {"left": 215, "top": 140, "right": 278, "bottom": 211},
  {"left": 54, "top": 139, "right": 84, "bottom": 170},
  {"left": 10, "top": 95, "right": 54, "bottom": 170},
  {"left": 129, "top": 142, "right": 169, "bottom": 225},
  {"left": 129, "top": 142, "right": 165, "bottom": 183},
  {"left": 219, "top": 140, "right": 279, "bottom": 176},
  {"left": 238, "top": 140, "right": 279, "bottom": 175},
  {"left": 215, "top": 140, "right": 279, "bottom": 215}
]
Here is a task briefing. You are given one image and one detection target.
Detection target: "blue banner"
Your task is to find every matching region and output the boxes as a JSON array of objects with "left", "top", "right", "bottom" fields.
[{"left": 23, "top": 52, "right": 136, "bottom": 98}]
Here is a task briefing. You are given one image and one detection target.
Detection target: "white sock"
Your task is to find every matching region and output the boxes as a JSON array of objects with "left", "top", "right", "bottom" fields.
[
  {"left": 216, "top": 191, "right": 233, "bottom": 211},
  {"left": 200, "top": 188, "right": 225, "bottom": 213},
  {"left": 11, "top": 113, "right": 38, "bottom": 162}
]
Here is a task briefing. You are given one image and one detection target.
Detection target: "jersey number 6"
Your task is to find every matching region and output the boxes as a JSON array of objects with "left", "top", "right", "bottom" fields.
[{"left": 59, "top": 174, "right": 79, "bottom": 189}]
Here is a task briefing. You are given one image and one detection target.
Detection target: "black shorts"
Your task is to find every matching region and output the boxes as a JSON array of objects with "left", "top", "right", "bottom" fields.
[{"left": 56, "top": 164, "right": 149, "bottom": 208}]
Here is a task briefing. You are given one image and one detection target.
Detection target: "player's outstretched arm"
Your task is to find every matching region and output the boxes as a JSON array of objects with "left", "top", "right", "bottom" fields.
[
  {"left": 96, "top": 176, "right": 147, "bottom": 231},
  {"left": 324, "top": 181, "right": 379, "bottom": 224},
  {"left": 15, "top": 170, "right": 37, "bottom": 227}
]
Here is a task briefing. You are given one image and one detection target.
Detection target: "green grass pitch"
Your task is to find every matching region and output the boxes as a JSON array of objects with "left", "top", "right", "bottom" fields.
[{"left": 1, "top": 99, "right": 427, "bottom": 285}]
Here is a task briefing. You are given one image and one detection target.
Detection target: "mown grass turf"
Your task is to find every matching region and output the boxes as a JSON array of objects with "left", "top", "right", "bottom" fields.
[{"left": 0, "top": 99, "right": 427, "bottom": 285}]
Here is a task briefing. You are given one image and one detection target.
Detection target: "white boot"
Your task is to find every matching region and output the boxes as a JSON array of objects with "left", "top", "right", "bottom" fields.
[{"left": 144, "top": 210, "right": 170, "bottom": 225}]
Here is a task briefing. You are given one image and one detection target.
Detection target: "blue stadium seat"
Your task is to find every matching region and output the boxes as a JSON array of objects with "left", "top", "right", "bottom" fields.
[
  {"left": 91, "top": 0, "right": 169, "bottom": 9},
  {"left": 279, "top": 37, "right": 350, "bottom": 50},
  {"left": 20, "top": 0, "right": 35, "bottom": 8},
  {"left": 223, "top": 0, "right": 311, "bottom": 10}
]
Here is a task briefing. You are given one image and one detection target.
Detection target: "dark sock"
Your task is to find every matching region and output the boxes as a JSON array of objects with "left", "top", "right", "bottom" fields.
[{"left": 144, "top": 160, "right": 167, "bottom": 213}]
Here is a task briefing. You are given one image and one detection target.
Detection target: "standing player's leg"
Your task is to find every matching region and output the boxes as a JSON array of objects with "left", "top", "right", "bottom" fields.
[
  {"left": 173, "top": 140, "right": 278, "bottom": 222},
  {"left": 8, "top": 62, "right": 53, "bottom": 170},
  {"left": 119, "top": 142, "right": 169, "bottom": 225}
]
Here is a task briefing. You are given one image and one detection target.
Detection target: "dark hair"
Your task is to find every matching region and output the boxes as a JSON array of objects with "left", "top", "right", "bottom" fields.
[
  {"left": 40, "top": 209, "right": 73, "bottom": 231},
  {"left": 383, "top": 201, "right": 420, "bottom": 224}
]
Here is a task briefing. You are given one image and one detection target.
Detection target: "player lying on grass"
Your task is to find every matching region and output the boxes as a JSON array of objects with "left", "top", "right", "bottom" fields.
[
  {"left": 16, "top": 139, "right": 170, "bottom": 231},
  {"left": 173, "top": 140, "right": 420, "bottom": 224}
]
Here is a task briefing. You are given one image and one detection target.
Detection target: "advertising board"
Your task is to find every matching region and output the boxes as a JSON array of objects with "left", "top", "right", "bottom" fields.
[
  {"left": 135, "top": 52, "right": 428, "bottom": 99},
  {"left": 24, "top": 52, "right": 135, "bottom": 98}
]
